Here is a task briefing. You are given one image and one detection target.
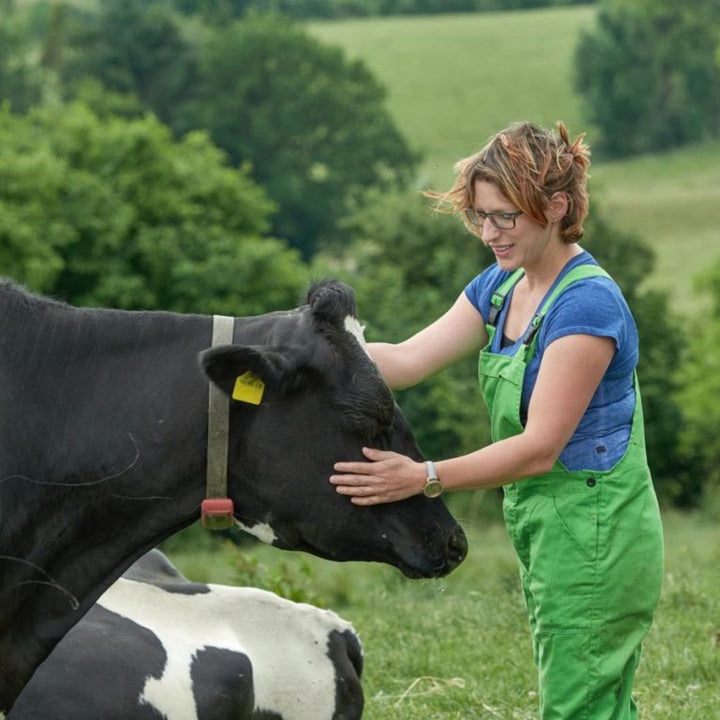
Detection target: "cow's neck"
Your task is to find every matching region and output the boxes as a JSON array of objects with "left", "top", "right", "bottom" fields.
[{"left": 0, "top": 299, "right": 259, "bottom": 710}]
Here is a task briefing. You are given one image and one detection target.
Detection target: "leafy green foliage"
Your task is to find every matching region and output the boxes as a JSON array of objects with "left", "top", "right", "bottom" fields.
[
  {"left": 0, "top": 8, "right": 47, "bottom": 112},
  {"left": 178, "top": 11, "right": 419, "bottom": 256},
  {"left": 229, "top": 547, "right": 327, "bottom": 606},
  {"left": 0, "top": 102, "right": 308, "bottom": 314},
  {"left": 675, "top": 260, "right": 720, "bottom": 496},
  {"left": 45, "top": 2, "right": 418, "bottom": 257},
  {"left": 61, "top": 0, "right": 199, "bottom": 127},
  {"left": 1, "top": 2, "right": 714, "bottom": 509},
  {"left": 574, "top": 0, "right": 720, "bottom": 156}
]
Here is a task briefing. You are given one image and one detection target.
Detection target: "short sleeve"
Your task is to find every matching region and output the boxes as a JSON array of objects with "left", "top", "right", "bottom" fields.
[{"left": 538, "top": 277, "right": 638, "bottom": 376}]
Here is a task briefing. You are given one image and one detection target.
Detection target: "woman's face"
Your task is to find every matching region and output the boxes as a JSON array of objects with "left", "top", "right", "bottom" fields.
[{"left": 471, "top": 180, "right": 555, "bottom": 272}]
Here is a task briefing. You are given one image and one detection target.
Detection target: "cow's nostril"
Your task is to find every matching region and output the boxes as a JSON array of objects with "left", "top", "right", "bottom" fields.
[{"left": 448, "top": 527, "right": 468, "bottom": 568}]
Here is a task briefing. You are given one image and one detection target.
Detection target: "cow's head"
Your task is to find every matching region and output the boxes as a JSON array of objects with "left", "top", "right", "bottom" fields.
[{"left": 201, "top": 280, "right": 467, "bottom": 578}]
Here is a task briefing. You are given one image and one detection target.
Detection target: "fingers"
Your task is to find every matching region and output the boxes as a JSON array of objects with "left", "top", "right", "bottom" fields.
[
  {"left": 335, "top": 483, "right": 401, "bottom": 506},
  {"left": 331, "top": 462, "right": 372, "bottom": 476},
  {"left": 361, "top": 446, "right": 396, "bottom": 461},
  {"left": 332, "top": 448, "right": 396, "bottom": 475},
  {"left": 349, "top": 495, "right": 387, "bottom": 506},
  {"left": 331, "top": 477, "right": 387, "bottom": 506},
  {"left": 330, "top": 448, "right": 419, "bottom": 505},
  {"left": 329, "top": 474, "right": 373, "bottom": 488}
]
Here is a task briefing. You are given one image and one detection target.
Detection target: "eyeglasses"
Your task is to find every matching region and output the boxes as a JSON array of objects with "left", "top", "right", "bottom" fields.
[{"left": 465, "top": 209, "right": 522, "bottom": 230}]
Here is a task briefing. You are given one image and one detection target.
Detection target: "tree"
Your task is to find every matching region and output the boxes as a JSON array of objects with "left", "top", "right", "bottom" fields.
[
  {"left": 0, "top": 6, "right": 47, "bottom": 112},
  {"left": 574, "top": 0, "right": 720, "bottom": 156},
  {"left": 55, "top": 5, "right": 418, "bottom": 257},
  {"left": 179, "top": 12, "right": 419, "bottom": 257},
  {"left": 675, "top": 261, "right": 720, "bottom": 504},
  {"left": 61, "top": 0, "right": 199, "bottom": 127},
  {"left": 0, "top": 102, "right": 309, "bottom": 315}
]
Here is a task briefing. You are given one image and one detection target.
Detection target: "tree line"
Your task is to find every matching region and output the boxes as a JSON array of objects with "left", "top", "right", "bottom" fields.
[
  {"left": 170, "top": 0, "right": 595, "bottom": 21},
  {"left": 1, "top": 0, "right": 718, "bottom": 512}
]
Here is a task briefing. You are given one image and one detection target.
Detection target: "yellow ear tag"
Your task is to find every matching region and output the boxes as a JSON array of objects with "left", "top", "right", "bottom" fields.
[{"left": 232, "top": 371, "right": 265, "bottom": 405}]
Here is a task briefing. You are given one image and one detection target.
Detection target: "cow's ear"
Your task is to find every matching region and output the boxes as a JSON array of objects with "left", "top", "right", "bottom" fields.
[{"left": 200, "top": 344, "right": 311, "bottom": 398}]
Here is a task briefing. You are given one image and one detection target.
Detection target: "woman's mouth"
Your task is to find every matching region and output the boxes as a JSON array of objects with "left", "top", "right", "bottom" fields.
[{"left": 489, "top": 244, "right": 513, "bottom": 258}]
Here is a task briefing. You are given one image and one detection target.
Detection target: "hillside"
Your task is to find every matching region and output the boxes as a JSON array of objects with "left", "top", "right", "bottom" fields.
[
  {"left": 309, "top": 7, "right": 596, "bottom": 187},
  {"left": 309, "top": 7, "right": 720, "bottom": 304}
]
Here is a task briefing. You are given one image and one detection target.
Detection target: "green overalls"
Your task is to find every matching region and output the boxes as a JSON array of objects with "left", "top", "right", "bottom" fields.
[{"left": 478, "top": 264, "right": 664, "bottom": 720}]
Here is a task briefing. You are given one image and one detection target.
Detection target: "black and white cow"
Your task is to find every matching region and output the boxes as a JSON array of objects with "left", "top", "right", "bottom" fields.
[
  {"left": 0, "top": 279, "right": 467, "bottom": 712},
  {"left": 11, "top": 550, "right": 363, "bottom": 720}
]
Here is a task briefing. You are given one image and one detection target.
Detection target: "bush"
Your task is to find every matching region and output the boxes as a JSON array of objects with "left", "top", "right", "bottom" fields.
[{"left": 0, "top": 102, "right": 309, "bottom": 314}]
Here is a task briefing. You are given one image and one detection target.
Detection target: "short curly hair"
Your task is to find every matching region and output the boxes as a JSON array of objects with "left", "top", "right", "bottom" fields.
[{"left": 426, "top": 121, "right": 591, "bottom": 243}]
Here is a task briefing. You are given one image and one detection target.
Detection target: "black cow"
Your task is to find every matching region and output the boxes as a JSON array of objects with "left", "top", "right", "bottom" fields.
[
  {"left": 11, "top": 550, "right": 363, "bottom": 720},
  {"left": 0, "top": 279, "right": 467, "bottom": 713}
]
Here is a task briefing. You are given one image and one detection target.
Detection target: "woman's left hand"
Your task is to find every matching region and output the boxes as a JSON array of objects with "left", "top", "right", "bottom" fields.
[{"left": 330, "top": 447, "right": 426, "bottom": 505}]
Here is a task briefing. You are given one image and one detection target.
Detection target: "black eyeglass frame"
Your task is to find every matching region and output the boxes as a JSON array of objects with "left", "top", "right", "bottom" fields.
[{"left": 465, "top": 209, "right": 523, "bottom": 230}]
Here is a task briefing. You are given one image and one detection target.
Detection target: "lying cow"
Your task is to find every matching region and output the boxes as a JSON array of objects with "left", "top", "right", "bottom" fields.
[
  {"left": 0, "top": 279, "right": 467, "bottom": 713},
  {"left": 11, "top": 550, "right": 363, "bottom": 720}
]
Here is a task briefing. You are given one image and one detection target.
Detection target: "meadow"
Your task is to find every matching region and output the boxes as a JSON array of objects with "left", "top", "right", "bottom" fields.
[
  {"left": 164, "top": 507, "right": 720, "bottom": 719},
  {"left": 309, "top": 7, "right": 720, "bottom": 308}
]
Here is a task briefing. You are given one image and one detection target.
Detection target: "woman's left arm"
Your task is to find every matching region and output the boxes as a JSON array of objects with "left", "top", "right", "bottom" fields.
[{"left": 330, "top": 333, "right": 616, "bottom": 504}]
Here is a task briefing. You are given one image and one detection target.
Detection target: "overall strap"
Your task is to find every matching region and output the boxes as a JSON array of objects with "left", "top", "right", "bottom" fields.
[
  {"left": 487, "top": 269, "right": 524, "bottom": 328},
  {"left": 519, "top": 264, "right": 611, "bottom": 358}
]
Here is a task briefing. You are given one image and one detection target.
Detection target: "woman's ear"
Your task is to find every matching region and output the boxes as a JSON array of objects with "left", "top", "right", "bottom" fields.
[{"left": 546, "top": 191, "right": 569, "bottom": 223}]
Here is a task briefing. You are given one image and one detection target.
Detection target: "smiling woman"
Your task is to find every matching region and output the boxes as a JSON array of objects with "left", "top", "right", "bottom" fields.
[{"left": 330, "top": 121, "right": 664, "bottom": 720}]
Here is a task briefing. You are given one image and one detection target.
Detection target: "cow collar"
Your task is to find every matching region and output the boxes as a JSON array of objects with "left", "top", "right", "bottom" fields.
[{"left": 201, "top": 314, "right": 235, "bottom": 530}]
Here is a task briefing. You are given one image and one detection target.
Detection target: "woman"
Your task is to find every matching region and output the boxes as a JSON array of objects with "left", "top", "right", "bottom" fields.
[{"left": 330, "top": 121, "right": 664, "bottom": 719}]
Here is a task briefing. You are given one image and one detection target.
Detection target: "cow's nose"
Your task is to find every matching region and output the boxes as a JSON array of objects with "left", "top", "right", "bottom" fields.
[{"left": 447, "top": 526, "right": 468, "bottom": 570}]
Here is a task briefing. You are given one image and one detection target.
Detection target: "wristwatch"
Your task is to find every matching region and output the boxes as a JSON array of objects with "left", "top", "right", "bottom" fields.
[{"left": 422, "top": 460, "right": 444, "bottom": 498}]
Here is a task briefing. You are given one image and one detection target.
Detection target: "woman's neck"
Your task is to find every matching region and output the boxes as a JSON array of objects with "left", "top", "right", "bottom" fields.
[{"left": 523, "top": 243, "right": 583, "bottom": 293}]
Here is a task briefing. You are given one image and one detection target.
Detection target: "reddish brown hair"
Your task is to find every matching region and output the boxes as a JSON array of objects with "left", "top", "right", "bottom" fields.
[{"left": 426, "top": 121, "right": 591, "bottom": 243}]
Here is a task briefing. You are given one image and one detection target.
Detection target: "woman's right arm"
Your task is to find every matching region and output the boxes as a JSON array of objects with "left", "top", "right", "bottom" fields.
[{"left": 368, "top": 293, "right": 488, "bottom": 390}]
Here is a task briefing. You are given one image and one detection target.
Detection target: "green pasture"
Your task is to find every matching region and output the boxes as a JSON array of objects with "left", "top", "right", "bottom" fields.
[
  {"left": 164, "top": 509, "right": 720, "bottom": 719},
  {"left": 309, "top": 7, "right": 720, "bottom": 307},
  {"left": 2, "top": 510, "right": 718, "bottom": 719}
]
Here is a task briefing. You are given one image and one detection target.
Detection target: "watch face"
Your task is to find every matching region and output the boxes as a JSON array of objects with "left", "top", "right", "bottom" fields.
[{"left": 423, "top": 479, "right": 443, "bottom": 498}]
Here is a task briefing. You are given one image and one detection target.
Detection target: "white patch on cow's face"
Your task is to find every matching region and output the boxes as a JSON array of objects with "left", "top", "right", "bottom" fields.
[
  {"left": 98, "top": 579, "right": 359, "bottom": 720},
  {"left": 235, "top": 520, "right": 277, "bottom": 545},
  {"left": 344, "top": 315, "right": 370, "bottom": 357}
]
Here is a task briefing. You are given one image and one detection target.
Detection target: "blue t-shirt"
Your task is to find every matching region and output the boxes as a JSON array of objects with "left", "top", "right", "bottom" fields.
[{"left": 464, "top": 251, "right": 638, "bottom": 472}]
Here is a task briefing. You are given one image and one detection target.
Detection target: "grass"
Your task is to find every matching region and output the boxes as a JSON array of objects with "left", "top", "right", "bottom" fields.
[
  {"left": 164, "top": 508, "right": 720, "bottom": 719},
  {"left": 3, "top": 510, "right": 717, "bottom": 718},
  {"left": 308, "top": 7, "right": 720, "bottom": 308}
]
